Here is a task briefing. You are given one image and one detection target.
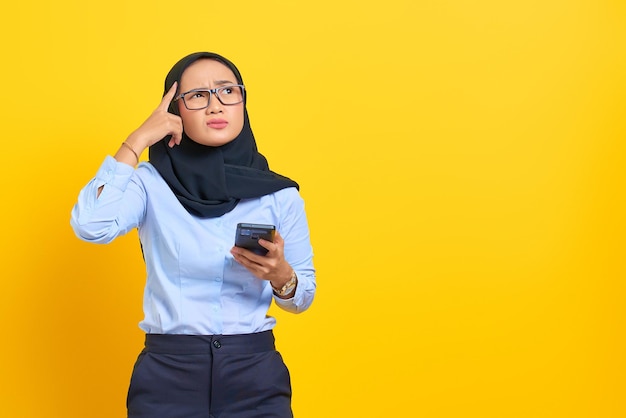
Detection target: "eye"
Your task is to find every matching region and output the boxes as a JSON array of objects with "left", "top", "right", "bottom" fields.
[
  {"left": 185, "top": 91, "right": 209, "bottom": 101},
  {"left": 220, "top": 87, "right": 235, "bottom": 95}
]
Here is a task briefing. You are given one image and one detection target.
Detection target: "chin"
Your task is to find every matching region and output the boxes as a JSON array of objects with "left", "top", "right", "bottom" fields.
[{"left": 188, "top": 136, "right": 236, "bottom": 147}]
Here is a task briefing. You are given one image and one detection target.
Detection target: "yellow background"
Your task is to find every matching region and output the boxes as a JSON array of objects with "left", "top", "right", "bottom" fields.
[{"left": 1, "top": 0, "right": 625, "bottom": 417}]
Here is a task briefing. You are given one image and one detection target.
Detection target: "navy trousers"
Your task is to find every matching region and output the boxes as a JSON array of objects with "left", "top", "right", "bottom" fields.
[{"left": 127, "top": 331, "right": 293, "bottom": 418}]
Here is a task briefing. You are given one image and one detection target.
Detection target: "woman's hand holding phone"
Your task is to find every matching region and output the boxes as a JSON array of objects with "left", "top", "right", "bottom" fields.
[{"left": 231, "top": 229, "right": 294, "bottom": 292}]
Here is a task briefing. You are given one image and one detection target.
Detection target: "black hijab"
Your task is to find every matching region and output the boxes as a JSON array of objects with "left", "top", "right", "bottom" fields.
[{"left": 148, "top": 52, "right": 298, "bottom": 218}]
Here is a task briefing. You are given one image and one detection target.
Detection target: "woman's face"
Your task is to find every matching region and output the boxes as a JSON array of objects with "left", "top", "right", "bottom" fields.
[{"left": 177, "top": 59, "right": 245, "bottom": 147}]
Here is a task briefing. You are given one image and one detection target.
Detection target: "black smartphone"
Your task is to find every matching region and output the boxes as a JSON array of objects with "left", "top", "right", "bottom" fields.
[{"left": 235, "top": 223, "right": 276, "bottom": 256}]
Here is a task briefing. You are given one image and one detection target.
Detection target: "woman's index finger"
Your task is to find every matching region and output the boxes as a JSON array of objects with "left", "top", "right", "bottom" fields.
[{"left": 160, "top": 81, "right": 178, "bottom": 110}]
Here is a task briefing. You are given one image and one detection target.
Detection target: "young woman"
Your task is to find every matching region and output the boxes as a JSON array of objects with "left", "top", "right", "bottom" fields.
[{"left": 71, "top": 51, "right": 316, "bottom": 418}]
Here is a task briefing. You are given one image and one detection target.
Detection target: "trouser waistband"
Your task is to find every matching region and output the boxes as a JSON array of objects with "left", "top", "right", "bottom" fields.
[{"left": 143, "top": 330, "right": 276, "bottom": 355}]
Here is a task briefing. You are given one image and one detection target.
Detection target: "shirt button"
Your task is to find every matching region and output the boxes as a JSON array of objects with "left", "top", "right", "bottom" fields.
[
  {"left": 213, "top": 340, "right": 221, "bottom": 349},
  {"left": 215, "top": 277, "right": 222, "bottom": 282}
]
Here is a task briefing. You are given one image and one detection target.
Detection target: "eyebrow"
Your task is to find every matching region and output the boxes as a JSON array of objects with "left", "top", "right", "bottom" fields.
[
  {"left": 214, "top": 79, "right": 238, "bottom": 86},
  {"left": 183, "top": 80, "right": 239, "bottom": 93}
]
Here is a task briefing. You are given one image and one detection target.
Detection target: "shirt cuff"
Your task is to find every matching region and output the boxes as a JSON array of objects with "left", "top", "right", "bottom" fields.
[{"left": 95, "top": 155, "right": 135, "bottom": 191}]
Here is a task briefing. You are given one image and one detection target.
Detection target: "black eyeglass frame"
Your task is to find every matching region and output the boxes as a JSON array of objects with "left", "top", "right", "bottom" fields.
[{"left": 174, "top": 84, "right": 246, "bottom": 110}]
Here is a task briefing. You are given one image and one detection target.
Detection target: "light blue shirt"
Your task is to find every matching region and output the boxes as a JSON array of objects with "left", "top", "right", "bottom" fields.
[{"left": 71, "top": 156, "right": 316, "bottom": 335}]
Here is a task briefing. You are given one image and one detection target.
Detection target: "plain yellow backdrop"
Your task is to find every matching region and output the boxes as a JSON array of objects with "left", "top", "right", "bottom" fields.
[{"left": 1, "top": 0, "right": 625, "bottom": 417}]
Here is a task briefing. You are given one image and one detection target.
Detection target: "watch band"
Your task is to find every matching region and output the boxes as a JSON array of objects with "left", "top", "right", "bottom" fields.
[{"left": 272, "top": 270, "right": 297, "bottom": 296}]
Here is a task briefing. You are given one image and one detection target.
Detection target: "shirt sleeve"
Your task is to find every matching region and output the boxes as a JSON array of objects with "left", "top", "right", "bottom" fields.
[
  {"left": 272, "top": 188, "right": 316, "bottom": 314},
  {"left": 70, "top": 156, "right": 147, "bottom": 244}
]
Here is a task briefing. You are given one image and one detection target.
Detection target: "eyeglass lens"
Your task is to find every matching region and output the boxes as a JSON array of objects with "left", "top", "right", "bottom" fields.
[{"left": 182, "top": 86, "right": 244, "bottom": 109}]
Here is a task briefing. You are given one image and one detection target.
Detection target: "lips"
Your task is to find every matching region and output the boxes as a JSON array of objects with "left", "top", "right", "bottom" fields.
[{"left": 207, "top": 119, "right": 228, "bottom": 129}]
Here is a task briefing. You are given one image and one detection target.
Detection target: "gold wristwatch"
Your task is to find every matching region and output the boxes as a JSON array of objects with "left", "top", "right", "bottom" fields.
[{"left": 272, "top": 270, "right": 297, "bottom": 297}]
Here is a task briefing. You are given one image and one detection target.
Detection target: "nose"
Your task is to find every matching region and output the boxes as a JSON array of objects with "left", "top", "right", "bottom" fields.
[{"left": 205, "top": 92, "right": 223, "bottom": 114}]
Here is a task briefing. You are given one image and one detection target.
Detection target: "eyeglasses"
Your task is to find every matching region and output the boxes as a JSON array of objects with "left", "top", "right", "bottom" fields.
[{"left": 175, "top": 84, "right": 245, "bottom": 110}]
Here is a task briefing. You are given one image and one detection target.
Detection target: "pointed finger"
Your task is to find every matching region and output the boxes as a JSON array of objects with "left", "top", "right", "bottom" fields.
[{"left": 159, "top": 81, "right": 178, "bottom": 111}]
